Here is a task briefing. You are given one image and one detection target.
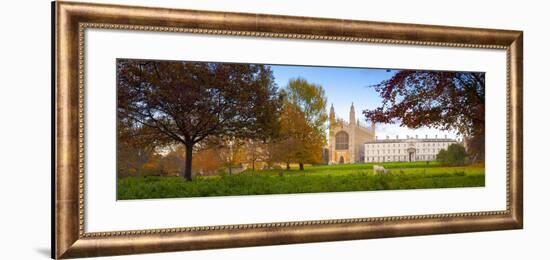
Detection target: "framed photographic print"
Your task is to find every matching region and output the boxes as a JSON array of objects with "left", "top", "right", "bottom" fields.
[{"left": 53, "top": 1, "right": 523, "bottom": 259}]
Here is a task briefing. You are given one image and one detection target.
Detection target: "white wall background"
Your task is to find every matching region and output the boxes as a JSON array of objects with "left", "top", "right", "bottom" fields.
[{"left": 0, "top": 0, "right": 548, "bottom": 259}]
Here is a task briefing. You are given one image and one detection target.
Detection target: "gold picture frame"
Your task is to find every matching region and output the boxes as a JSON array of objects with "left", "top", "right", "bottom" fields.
[{"left": 53, "top": 1, "right": 523, "bottom": 258}]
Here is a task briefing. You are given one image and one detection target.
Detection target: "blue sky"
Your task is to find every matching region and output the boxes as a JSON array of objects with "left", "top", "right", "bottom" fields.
[{"left": 271, "top": 64, "right": 458, "bottom": 140}]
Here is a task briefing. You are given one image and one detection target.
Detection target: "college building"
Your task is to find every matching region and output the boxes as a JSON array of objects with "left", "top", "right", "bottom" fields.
[
  {"left": 325, "top": 102, "right": 458, "bottom": 164},
  {"left": 364, "top": 135, "right": 457, "bottom": 163}
]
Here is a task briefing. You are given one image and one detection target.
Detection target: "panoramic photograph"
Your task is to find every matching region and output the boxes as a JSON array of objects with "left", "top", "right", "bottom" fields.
[{"left": 116, "top": 58, "right": 485, "bottom": 200}]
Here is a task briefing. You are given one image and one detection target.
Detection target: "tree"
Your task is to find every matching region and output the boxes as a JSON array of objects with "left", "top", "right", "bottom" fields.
[
  {"left": 363, "top": 70, "right": 485, "bottom": 161},
  {"left": 117, "top": 59, "right": 281, "bottom": 181},
  {"left": 436, "top": 143, "right": 468, "bottom": 166},
  {"left": 214, "top": 137, "right": 248, "bottom": 175},
  {"left": 277, "top": 102, "right": 308, "bottom": 170},
  {"left": 279, "top": 78, "right": 328, "bottom": 170},
  {"left": 285, "top": 78, "right": 328, "bottom": 134},
  {"left": 158, "top": 145, "right": 186, "bottom": 176},
  {"left": 264, "top": 135, "right": 295, "bottom": 170},
  {"left": 117, "top": 119, "right": 161, "bottom": 177},
  {"left": 117, "top": 142, "right": 154, "bottom": 177},
  {"left": 243, "top": 139, "right": 267, "bottom": 171}
]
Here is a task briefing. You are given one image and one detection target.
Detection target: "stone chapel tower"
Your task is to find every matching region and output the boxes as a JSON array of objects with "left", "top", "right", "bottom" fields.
[{"left": 327, "top": 102, "right": 376, "bottom": 164}]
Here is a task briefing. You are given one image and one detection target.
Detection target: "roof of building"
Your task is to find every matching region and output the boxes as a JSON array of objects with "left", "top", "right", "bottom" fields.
[
  {"left": 333, "top": 118, "right": 374, "bottom": 132},
  {"left": 364, "top": 138, "right": 457, "bottom": 144}
]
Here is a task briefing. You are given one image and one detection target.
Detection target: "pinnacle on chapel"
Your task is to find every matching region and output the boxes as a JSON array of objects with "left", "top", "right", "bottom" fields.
[
  {"left": 349, "top": 102, "right": 356, "bottom": 124},
  {"left": 329, "top": 103, "right": 335, "bottom": 124}
]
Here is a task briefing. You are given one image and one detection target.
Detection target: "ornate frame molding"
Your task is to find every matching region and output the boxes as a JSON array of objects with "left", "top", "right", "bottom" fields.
[{"left": 54, "top": 1, "right": 523, "bottom": 258}]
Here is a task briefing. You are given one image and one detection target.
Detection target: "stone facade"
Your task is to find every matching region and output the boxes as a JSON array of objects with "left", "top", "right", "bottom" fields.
[
  {"left": 364, "top": 135, "right": 457, "bottom": 163},
  {"left": 328, "top": 103, "right": 376, "bottom": 164}
]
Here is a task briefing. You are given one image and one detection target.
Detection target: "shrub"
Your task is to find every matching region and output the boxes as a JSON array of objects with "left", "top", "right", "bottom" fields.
[
  {"left": 437, "top": 144, "right": 468, "bottom": 166},
  {"left": 272, "top": 165, "right": 283, "bottom": 170}
]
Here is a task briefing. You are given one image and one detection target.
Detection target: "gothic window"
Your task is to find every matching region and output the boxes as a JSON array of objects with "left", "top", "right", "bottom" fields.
[{"left": 335, "top": 131, "right": 349, "bottom": 150}]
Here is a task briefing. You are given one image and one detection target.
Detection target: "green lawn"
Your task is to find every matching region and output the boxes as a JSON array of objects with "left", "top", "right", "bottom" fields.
[{"left": 117, "top": 162, "right": 485, "bottom": 200}]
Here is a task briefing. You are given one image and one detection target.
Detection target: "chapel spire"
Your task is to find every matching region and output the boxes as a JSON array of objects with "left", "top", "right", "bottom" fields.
[
  {"left": 349, "top": 102, "right": 355, "bottom": 124},
  {"left": 329, "top": 103, "right": 335, "bottom": 125}
]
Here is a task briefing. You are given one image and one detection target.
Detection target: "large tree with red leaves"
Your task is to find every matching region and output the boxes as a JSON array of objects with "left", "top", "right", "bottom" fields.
[
  {"left": 363, "top": 70, "right": 485, "bottom": 161},
  {"left": 117, "top": 59, "right": 282, "bottom": 181}
]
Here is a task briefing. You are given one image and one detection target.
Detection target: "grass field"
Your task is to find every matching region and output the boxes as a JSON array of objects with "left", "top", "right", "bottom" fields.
[{"left": 117, "top": 161, "right": 485, "bottom": 200}]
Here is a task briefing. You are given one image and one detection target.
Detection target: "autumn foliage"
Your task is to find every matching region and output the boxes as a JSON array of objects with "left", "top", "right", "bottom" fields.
[
  {"left": 363, "top": 70, "right": 485, "bottom": 161},
  {"left": 117, "top": 60, "right": 327, "bottom": 180},
  {"left": 117, "top": 59, "right": 282, "bottom": 180},
  {"left": 117, "top": 60, "right": 482, "bottom": 181}
]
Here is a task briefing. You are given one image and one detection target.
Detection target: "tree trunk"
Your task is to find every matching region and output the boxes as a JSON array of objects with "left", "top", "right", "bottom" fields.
[
  {"left": 299, "top": 163, "right": 304, "bottom": 171},
  {"left": 286, "top": 162, "right": 290, "bottom": 170},
  {"left": 181, "top": 144, "right": 193, "bottom": 181},
  {"left": 252, "top": 161, "right": 255, "bottom": 171}
]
